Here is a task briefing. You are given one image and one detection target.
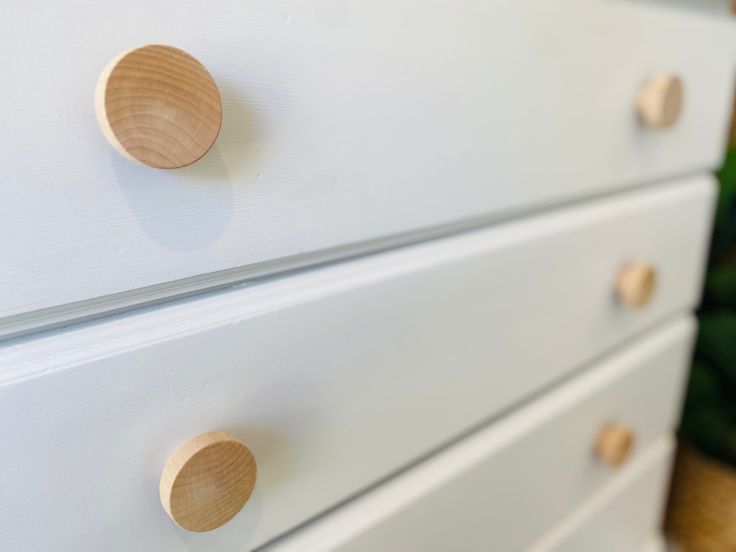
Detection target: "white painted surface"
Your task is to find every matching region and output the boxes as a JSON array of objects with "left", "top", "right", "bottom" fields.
[
  {"left": 2, "top": 0, "right": 734, "bottom": 322},
  {"left": 531, "top": 438, "right": 674, "bottom": 552},
  {"left": 642, "top": 537, "right": 667, "bottom": 552},
  {"left": 265, "top": 323, "right": 689, "bottom": 552},
  {"left": 0, "top": 180, "right": 711, "bottom": 551}
]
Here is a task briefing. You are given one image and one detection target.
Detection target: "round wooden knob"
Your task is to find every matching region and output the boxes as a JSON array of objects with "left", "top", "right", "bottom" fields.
[
  {"left": 95, "top": 44, "right": 222, "bottom": 169},
  {"left": 636, "top": 74, "right": 683, "bottom": 129},
  {"left": 595, "top": 424, "right": 635, "bottom": 467},
  {"left": 616, "top": 263, "right": 657, "bottom": 309},
  {"left": 160, "top": 432, "right": 256, "bottom": 532}
]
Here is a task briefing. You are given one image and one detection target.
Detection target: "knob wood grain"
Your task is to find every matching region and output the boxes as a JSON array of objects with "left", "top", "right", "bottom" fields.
[
  {"left": 95, "top": 44, "right": 222, "bottom": 169},
  {"left": 160, "top": 431, "right": 257, "bottom": 532},
  {"left": 595, "top": 424, "right": 635, "bottom": 468},
  {"left": 616, "top": 263, "right": 657, "bottom": 309},
  {"left": 637, "top": 74, "right": 683, "bottom": 129}
]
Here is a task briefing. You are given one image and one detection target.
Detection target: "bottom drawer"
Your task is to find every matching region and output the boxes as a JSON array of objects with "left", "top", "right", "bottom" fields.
[
  {"left": 266, "top": 319, "right": 692, "bottom": 551},
  {"left": 531, "top": 437, "right": 674, "bottom": 552}
]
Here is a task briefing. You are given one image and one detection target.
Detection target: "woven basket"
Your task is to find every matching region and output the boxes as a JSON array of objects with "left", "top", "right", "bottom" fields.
[{"left": 666, "top": 443, "right": 736, "bottom": 551}]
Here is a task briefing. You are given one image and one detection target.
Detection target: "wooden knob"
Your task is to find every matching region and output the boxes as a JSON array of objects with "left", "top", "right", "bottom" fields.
[
  {"left": 616, "top": 263, "right": 657, "bottom": 309},
  {"left": 95, "top": 44, "right": 222, "bottom": 169},
  {"left": 636, "top": 74, "right": 683, "bottom": 129},
  {"left": 160, "top": 432, "right": 257, "bottom": 532},
  {"left": 595, "top": 424, "right": 635, "bottom": 467}
]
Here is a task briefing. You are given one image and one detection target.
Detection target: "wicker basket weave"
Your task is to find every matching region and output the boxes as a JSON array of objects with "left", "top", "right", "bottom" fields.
[{"left": 666, "top": 444, "right": 736, "bottom": 551}]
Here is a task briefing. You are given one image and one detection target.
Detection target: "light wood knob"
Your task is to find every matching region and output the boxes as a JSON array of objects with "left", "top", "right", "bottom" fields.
[
  {"left": 636, "top": 74, "right": 683, "bottom": 129},
  {"left": 95, "top": 44, "right": 222, "bottom": 169},
  {"left": 160, "top": 431, "right": 257, "bottom": 532},
  {"left": 616, "top": 263, "right": 657, "bottom": 309},
  {"left": 595, "top": 424, "right": 635, "bottom": 467}
]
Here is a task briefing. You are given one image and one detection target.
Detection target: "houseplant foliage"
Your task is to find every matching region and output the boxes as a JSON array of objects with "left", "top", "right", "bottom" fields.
[
  {"left": 680, "top": 146, "right": 736, "bottom": 464},
  {"left": 667, "top": 145, "right": 736, "bottom": 550}
]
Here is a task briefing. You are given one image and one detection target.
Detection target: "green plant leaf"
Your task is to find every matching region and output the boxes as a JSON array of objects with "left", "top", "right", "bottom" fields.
[
  {"left": 712, "top": 149, "right": 736, "bottom": 259},
  {"left": 696, "top": 312, "right": 736, "bottom": 381},
  {"left": 705, "top": 263, "right": 736, "bottom": 308}
]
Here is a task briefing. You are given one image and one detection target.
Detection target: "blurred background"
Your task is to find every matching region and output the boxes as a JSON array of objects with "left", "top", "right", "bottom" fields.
[{"left": 666, "top": 93, "right": 736, "bottom": 549}]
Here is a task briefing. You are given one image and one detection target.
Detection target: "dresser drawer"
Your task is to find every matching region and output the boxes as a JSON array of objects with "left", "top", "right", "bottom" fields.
[
  {"left": 531, "top": 437, "right": 674, "bottom": 552},
  {"left": 2, "top": 0, "right": 734, "bottom": 324},
  {"left": 0, "top": 180, "right": 710, "bottom": 551},
  {"left": 266, "top": 321, "right": 688, "bottom": 552}
]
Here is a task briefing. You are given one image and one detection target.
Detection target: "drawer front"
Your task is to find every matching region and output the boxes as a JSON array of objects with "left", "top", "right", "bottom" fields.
[
  {"left": 0, "top": 180, "right": 709, "bottom": 551},
  {"left": 266, "top": 322, "right": 689, "bottom": 552},
  {"left": 531, "top": 437, "right": 674, "bottom": 552},
  {"left": 2, "top": 1, "right": 734, "bottom": 323}
]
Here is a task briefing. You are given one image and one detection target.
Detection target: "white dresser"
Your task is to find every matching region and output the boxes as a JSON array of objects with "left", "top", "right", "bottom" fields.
[{"left": 2, "top": 1, "right": 735, "bottom": 551}]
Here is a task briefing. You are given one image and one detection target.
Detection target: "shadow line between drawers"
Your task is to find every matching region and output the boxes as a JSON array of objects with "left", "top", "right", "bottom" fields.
[{"left": 1, "top": 168, "right": 707, "bottom": 342}]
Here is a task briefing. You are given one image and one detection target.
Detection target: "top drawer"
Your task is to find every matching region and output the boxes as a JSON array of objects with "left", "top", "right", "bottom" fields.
[{"left": 2, "top": 0, "right": 734, "bottom": 323}]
